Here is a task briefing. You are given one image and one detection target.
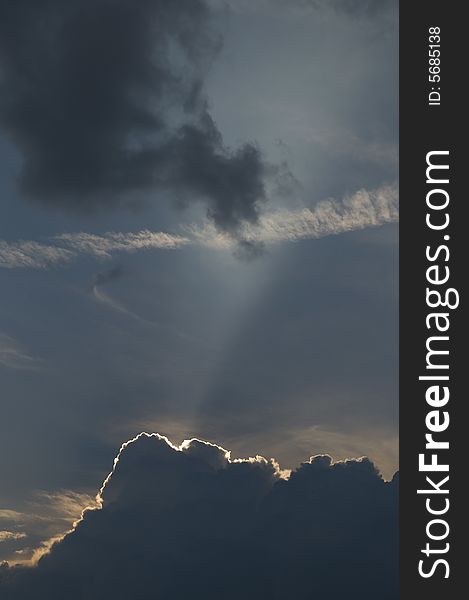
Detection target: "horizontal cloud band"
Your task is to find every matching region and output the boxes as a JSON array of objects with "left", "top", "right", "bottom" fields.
[{"left": 0, "top": 184, "right": 398, "bottom": 269}]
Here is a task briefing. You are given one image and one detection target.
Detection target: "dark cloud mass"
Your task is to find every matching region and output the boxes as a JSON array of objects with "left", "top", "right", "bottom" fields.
[
  {"left": 0, "top": 433, "right": 398, "bottom": 599},
  {"left": 0, "top": 0, "right": 266, "bottom": 232}
]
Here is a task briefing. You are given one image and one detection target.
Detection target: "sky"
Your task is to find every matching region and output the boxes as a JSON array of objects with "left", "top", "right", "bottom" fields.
[{"left": 0, "top": 0, "right": 398, "bottom": 590}]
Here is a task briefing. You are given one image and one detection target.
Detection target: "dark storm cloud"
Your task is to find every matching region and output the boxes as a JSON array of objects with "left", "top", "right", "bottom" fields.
[
  {"left": 0, "top": 433, "right": 398, "bottom": 599},
  {"left": 0, "top": 0, "right": 266, "bottom": 233}
]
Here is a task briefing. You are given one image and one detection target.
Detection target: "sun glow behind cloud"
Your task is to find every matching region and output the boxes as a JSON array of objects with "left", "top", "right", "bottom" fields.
[{"left": 1, "top": 432, "right": 394, "bottom": 568}]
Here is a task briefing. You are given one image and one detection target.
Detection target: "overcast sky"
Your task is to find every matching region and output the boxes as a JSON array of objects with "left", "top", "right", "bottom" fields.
[{"left": 0, "top": 0, "right": 398, "bottom": 569}]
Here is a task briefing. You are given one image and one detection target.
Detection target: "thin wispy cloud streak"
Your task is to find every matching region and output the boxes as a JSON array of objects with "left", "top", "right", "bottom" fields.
[
  {"left": 0, "top": 232, "right": 189, "bottom": 269},
  {"left": 190, "top": 184, "right": 398, "bottom": 248},
  {"left": 87, "top": 266, "right": 191, "bottom": 335},
  {"left": 0, "top": 241, "right": 73, "bottom": 270},
  {"left": 55, "top": 231, "right": 192, "bottom": 257},
  {"left": 0, "top": 532, "right": 27, "bottom": 543},
  {"left": 92, "top": 283, "right": 160, "bottom": 327},
  {"left": 0, "top": 185, "right": 398, "bottom": 269},
  {"left": 0, "top": 332, "right": 41, "bottom": 371}
]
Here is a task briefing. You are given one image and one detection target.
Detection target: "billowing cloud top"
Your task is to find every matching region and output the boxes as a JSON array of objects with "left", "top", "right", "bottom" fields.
[{"left": 0, "top": 433, "right": 398, "bottom": 599}]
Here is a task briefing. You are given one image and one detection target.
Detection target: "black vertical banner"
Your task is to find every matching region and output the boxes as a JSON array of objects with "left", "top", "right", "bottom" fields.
[{"left": 400, "top": 2, "right": 464, "bottom": 598}]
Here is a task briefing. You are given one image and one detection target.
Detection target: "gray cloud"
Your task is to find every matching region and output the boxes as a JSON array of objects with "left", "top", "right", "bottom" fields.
[
  {"left": 214, "top": 0, "right": 397, "bottom": 19},
  {"left": 296, "top": 0, "right": 397, "bottom": 17},
  {"left": 0, "top": 0, "right": 266, "bottom": 233},
  {"left": 0, "top": 433, "right": 398, "bottom": 599}
]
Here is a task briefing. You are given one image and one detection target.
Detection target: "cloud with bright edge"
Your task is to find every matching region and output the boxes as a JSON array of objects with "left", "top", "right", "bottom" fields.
[{"left": 0, "top": 432, "right": 398, "bottom": 600}]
